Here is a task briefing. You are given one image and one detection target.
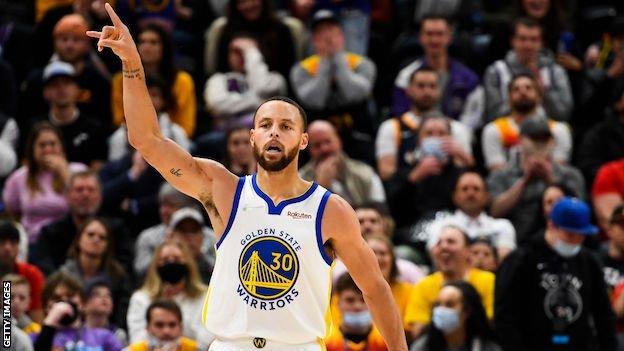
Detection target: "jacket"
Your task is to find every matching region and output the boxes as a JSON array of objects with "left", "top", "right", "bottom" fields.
[{"left": 495, "top": 235, "right": 616, "bottom": 351}]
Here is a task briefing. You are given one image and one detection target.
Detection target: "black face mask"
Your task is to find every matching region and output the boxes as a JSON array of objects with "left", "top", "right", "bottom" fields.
[{"left": 157, "top": 262, "right": 189, "bottom": 284}]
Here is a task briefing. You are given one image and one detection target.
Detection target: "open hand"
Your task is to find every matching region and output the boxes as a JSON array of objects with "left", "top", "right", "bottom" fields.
[{"left": 86, "top": 3, "right": 139, "bottom": 62}]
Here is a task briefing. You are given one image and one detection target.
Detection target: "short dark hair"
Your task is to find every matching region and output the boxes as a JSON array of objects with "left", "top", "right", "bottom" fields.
[
  {"left": 146, "top": 299, "right": 183, "bottom": 324},
  {"left": 512, "top": 17, "right": 543, "bottom": 37},
  {"left": 409, "top": 66, "right": 439, "bottom": 85},
  {"left": 334, "top": 273, "right": 361, "bottom": 295},
  {"left": 420, "top": 14, "right": 452, "bottom": 28},
  {"left": 68, "top": 170, "right": 101, "bottom": 190},
  {"left": 355, "top": 202, "right": 390, "bottom": 217},
  {"left": 253, "top": 96, "right": 308, "bottom": 132},
  {"left": 420, "top": 113, "right": 452, "bottom": 134},
  {"left": 42, "top": 272, "right": 84, "bottom": 306}
]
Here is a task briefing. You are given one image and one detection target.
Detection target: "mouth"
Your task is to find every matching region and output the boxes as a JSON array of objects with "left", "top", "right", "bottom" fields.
[{"left": 264, "top": 141, "right": 283, "bottom": 155}]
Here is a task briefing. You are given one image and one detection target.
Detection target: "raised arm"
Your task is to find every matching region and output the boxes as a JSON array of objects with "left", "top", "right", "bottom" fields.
[
  {"left": 87, "top": 4, "right": 236, "bottom": 209},
  {"left": 324, "top": 195, "right": 408, "bottom": 351}
]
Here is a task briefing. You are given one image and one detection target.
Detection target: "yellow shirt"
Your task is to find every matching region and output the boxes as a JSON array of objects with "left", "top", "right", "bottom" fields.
[
  {"left": 127, "top": 337, "right": 198, "bottom": 351},
  {"left": 325, "top": 327, "right": 387, "bottom": 351},
  {"left": 36, "top": 0, "right": 74, "bottom": 22},
  {"left": 404, "top": 269, "right": 495, "bottom": 326},
  {"left": 111, "top": 70, "right": 197, "bottom": 137},
  {"left": 331, "top": 281, "right": 413, "bottom": 331}
]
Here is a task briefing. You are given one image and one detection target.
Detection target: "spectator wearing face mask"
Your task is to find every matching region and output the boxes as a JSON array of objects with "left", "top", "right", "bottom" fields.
[
  {"left": 126, "top": 241, "right": 212, "bottom": 349},
  {"left": 495, "top": 197, "right": 616, "bottom": 351},
  {"left": 325, "top": 273, "right": 387, "bottom": 351},
  {"left": 411, "top": 281, "right": 501, "bottom": 351},
  {"left": 126, "top": 299, "right": 199, "bottom": 351}
]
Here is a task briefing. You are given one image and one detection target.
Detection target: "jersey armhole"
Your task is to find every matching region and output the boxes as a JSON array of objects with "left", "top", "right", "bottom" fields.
[
  {"left": 215, "top": 176, "right": 245, "bottom": 249},
  {"left": 315, "top": 190, "right": 333, "bottom": 266}
]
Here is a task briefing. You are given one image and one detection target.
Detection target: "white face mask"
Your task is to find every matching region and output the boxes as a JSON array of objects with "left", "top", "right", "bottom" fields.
[
  {"left": 432, "top": 306, "right": 460, "bottom": 334},
  {"left": 342, "top": 310, "right": 372, "bottom": 329},
  {"left": 553, "top": 240, "right": 581, "bottom": 258}
]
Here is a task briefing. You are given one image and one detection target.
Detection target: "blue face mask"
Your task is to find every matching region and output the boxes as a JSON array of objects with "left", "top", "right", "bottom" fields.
[
  {"left": 343, "top": 311, "right": 372, "bottom": 329},
  {"left": 553, "top": 240, "right": 581, "bottom": 258},
  {"left": 432, "top": 306, "right": 460, "bottom": 334}
]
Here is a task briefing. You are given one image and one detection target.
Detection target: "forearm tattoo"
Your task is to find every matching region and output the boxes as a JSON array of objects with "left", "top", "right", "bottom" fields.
[
  {"left": 122, "top": 68, "right": 141, "bottom": 79},
  {"left": 170, "top": 168, "right": 183, "bottom": 177}
]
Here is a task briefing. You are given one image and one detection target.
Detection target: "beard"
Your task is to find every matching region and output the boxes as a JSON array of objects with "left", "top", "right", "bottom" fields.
[
  {"left": 511, "top": 98, "right": 537, "bottom": 114},
  {"left": 411, "top": 97, "right": 435, "bottom": 113},
  {"left": 253, "top": 142, "right": 299, "bottom": 172}
]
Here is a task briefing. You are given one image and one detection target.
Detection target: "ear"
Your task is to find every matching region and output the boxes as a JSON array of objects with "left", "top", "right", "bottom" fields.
[
  {"left": 250, "top": 128, "right": 255, "bottom": 148},
  {"left": 300, "top": 132, "right": 309, "bottom": 151}
]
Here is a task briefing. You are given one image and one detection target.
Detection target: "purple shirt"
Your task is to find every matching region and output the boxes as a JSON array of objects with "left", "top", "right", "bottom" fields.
[
  {"left": 2, "top": 163, "right": 87, "bottom": 243},
  {"left": 52, "top": 327, "right": 123, "bottom": 351}
]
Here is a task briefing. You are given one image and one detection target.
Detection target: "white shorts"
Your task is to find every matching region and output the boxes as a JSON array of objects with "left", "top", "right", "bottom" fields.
[{"left": 209, "top": 338, "right": 323, "bottom": 351}]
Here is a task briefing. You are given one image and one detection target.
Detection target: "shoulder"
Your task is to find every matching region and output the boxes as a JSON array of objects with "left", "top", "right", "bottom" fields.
[
  {"left": 130, "top": 290, "right": 150, "bottom": 303},
  {"left": 415, "top": 272, "right": 442, "bottom": 290},
  {"left": 321, "top": 194, "right": 359, "bottom": 237},
  {"left": 469, "top": 268, "right": 496, "bottom": 283},
  {"left": 7, "top": 166, "right": 28, "bottom": 181},
  {"left": 15, "top": 262, "right": 44, "bottom": 280}
]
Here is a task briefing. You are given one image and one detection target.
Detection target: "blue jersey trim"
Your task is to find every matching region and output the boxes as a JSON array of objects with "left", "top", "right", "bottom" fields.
[
  {"left": 315, "top": 190, "right": 333, "bottom": 266},
  {"left": 251, "top": 174, "right": 318, "bottom": 215},
  {"left": 215, "top": 176, "right": 245, "bottom": 249}
]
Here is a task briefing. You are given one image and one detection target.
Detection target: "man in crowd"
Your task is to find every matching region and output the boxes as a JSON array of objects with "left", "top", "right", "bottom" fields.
[
  {"left": 392, "top": 15, "right": 480, "bottom": 120},
  {"left": 291, "top": 10, "right": 377, "bottom": 162},
  {"left": 35, "top": 171, "right": 132, "bottom": 274},
  {"left": 300, "top": 120, "right": 386, "bottom": 207},
  {"left": 167, "top": 208, "right": 216, "bottom": 284},
  {"left": 488, "top": 118, "right": 585, "bottom": 243},
  {"left": 602, "top": 205, "right": 624, "bottom": 297},
  {"left": 430, "top": 171, "right": 516, "bottom": 259},
  {"left": 376, "top": 68, "right": 473, "bottom": 181},
  {"left": 126, "top": 300, "right": 199, "bottom": 351},
  {"left": 483, "top": 17, "right": 572, "bottom": 121},
  {"left": 481, "top": 73, "right": 571, "bottom": 172},
  {"left": 28, "top": 61, "right": 107, "bottom": 167},
  {"left": 133, "top": 184, "right": 198, "bottom": 279},
  {"left": 404, "top": 226, "right": 495, "bottom": 340},
  {"left": 385, "top": 115, "right": 466, "bottom": 230},
  {"left": 495, "top": 197, "right": 616, "bottom": 351}
]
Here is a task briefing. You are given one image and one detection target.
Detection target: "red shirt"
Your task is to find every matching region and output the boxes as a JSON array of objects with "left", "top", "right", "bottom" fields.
[
  {"left": 593, "top": 159, "right": 624, "bottom": 197},
  {"left": 14, "top": 261, "right": 44, "bottom": 310}
]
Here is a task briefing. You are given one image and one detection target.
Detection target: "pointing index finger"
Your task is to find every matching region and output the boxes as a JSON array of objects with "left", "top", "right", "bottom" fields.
[{"left": 104, "top": 2, "right": 124, "bottom": 28}]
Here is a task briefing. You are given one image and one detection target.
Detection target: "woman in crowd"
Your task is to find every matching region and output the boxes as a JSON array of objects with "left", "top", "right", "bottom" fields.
[
  {"left": 411, "top": 281, "right": 501, "bottom": 351},
  {"left": 204, "top": 0, "right": 298, "bottom": 80},
  {"left": 2, "top": 122, "right": 87, "bottom": 246},
  {"left": 126, "top": 240, "right": 211, "bottom": 348},
  {"left": 59, "top": 217, "right": 131, "bottom": 327},
  {"left": 111, "top": 23, "right": 197, "bottom": 137}
]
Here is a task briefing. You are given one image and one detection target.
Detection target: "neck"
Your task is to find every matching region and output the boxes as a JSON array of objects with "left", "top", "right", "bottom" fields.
[
  {"left": 340, "top": 325, "right": 370, "bottom": 337},
  {"left": 510, "top": 110, "right": 536, "bottom": 123},
  {"left": 72, "top": 60, "right": 85, "bottom": 74},
  {"left": 85, "top": 314, "right": 108, "bottom": 329},
  {"left": 409, "top": 106, "right": 427, "bottom": 117},
  {"left": 442, "top": 266, "right": 467, "bottom": 282},
  {"left": 79, "top": 253, "right": 102, "bottom": 278},
  {"left": 72, "top": 213, "right": 90, "bottom": 230},
  {"left": 51, "top": 105, "right": 76, "bottom": 123},
  {"left": 426, "top": 53, "right": 448, "bottom": 71},
  {"left": 445, "top": 326, "right": 467, "bottom": 348},
  {"left": 256, "top": 163, "right": 309, "bottom": 202},
  {"left": 460, "top": 208, "right": 482, "bottom": 219}
]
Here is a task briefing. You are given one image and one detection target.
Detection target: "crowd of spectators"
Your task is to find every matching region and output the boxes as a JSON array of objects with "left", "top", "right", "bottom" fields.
[{"left": 2, "top": 0, "right": 624, "bottom": 350}]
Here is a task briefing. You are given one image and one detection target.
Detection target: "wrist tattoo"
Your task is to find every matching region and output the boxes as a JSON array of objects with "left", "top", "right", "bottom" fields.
[
  {"left": 122, "top": 68, "right": 142, "bottom": 79},
  {"left": 170, "top": 168, "right": 183, "bottom": 177}
]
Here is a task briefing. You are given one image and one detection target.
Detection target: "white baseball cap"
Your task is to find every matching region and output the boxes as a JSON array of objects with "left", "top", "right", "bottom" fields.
[{"left": 169, "top": 207, "right": 204, "bottom": 230}]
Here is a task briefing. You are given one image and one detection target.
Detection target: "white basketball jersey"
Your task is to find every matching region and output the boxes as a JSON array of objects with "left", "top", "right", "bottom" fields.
[{"left": 202, "top": 174, "right": 334, "bottom": 345}]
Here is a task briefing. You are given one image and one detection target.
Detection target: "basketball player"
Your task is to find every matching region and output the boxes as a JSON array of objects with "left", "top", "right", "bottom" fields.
[{"left": 88, "top": 4, "right": 408, "bottom": 351}]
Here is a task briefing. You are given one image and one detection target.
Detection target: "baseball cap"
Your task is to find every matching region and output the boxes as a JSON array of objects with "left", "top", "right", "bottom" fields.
[
  {"left": 0, "top": 220, "right": 20, "bottom": 242},
  {"left": 53, "top": 14, "right": 89, "bottom": 38},
  {"left": 520, "top": 118, "right": 552, "bottom": 140},
  {"left": 311, "top": 10, "right": 340, "bottom": 31},
  {"left": 169, "top": 207, "right": 204, "bottom": 230},
  {"left": 550, "top": 197, "right": 598, "bottom": 235},
  {"left": 43, "top": 61, "right": 76, "bottom": 85}
]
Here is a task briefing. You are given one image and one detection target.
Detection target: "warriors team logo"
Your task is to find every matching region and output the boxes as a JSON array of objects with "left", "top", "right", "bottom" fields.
[{"left": 238, "top": 237, "right": 300, "bottom": 300}]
